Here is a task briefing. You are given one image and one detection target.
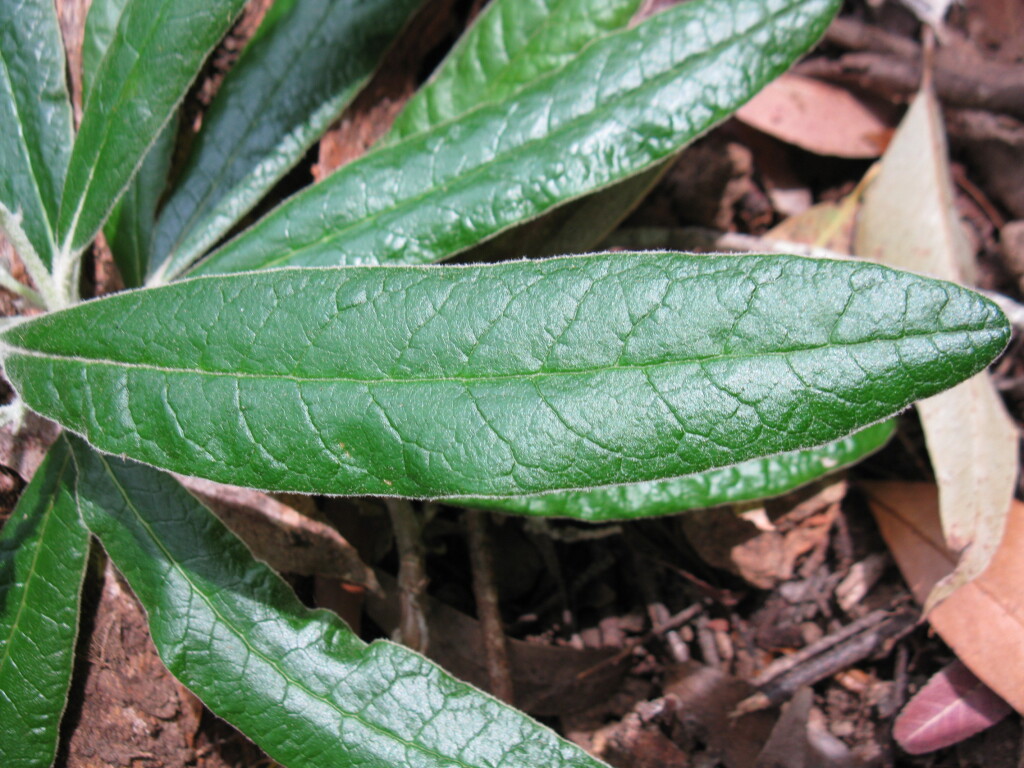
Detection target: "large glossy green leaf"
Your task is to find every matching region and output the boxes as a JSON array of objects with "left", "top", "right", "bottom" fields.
[
  {"left": 0, "top": 438, "right": 89, "bottom": 768},
  {"left": 1, "top": 252, "right": 1009, "bottom": 498},
  {"left": 457, "top": 420, "right": 896, "bottom": 521},
  {"left": 0, "top": 0, "right": 74, "bottom": 272},
  {"left": 383, "top": 0, "right": 643, "bottom": 143},
  {"left": 57, "top": 0, "right": 248, "bottom": 255},
  {"left": 192, "top": 0, "right": 841, "bottom": 275},
  {"left": 69, "top": 438, "right": 610, "bottom": 768},
  {"left": 148, "top": 0, "right": 423, "bottom": 284}
]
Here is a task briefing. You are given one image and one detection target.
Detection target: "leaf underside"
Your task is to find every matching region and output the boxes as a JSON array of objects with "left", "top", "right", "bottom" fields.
[
  {"left": 1, "top": 252, "right": 1008, "bottom": 498},
  {"left": 0, "top": 438, "right": 89, "bottom": 768},
  {"left": 149, "top": 0, "right": 424, "bottom": 282},
  {"left": 459, "top": 420, "right": 896, "bottom": 521},
  {"left": 70, "top": 437, "right": 610, "bottom": 768}
]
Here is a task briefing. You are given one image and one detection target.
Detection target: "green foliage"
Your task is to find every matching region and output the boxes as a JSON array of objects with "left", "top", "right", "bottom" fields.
[
  {"left": 2, "top": 254, "right": 1006, "bottom": 498},
  {"left": 0, "top": 0, "right": 1009, "bottom": 766},
  {"left": 0, "top": 438, "right": 88, "bottom": 768}
]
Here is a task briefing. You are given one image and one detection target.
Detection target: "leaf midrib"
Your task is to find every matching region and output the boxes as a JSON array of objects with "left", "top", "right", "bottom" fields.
[
  {"left": 4, "top": 325, "right": 993, "bottom": 386},
  {"left": 89, "top": 452, "right": 483, "bottom": 768},
  {"left": 212, "top": 0, "right": 806, "bottom": 272}
]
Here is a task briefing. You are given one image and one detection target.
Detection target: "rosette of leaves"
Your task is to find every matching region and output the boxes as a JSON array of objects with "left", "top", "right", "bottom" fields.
[{"left": 0, "top": 1, "right": 1009, "bottom": 767}]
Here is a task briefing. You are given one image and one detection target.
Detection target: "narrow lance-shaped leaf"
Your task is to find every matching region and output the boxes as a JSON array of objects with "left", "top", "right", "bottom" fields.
[
  {"left": 0, "top": 252, "right": 1009, "bottom": 498},
  {"left": 387, "top": 0, "right": 664, "bottom": 266},
  {"left": 58, "top": 0, "right": 248, "bottom": 254},
  {"left": 0, "top": 0, "right": 74, "bottom": 272},
  {"left": 148, "top": 0, "right": 424, "bottom": 283},
  {"left": 458, "top": 420, "right": 895, "bottom": 522},
  {"left": 383, "top": 0, "right": 644, "bottom": 143},
  {"left": 192, "top": 0, "right": 842, "bottom": 275},
  {"left": 82, "top": 0, "right": 176, "bottom": 289},
  {"left": 70, "top": 438, "right": 611, "bottom": 768},
  {"left": 81, "top": 0, "right": 129, "bottom": 98},
  {"left": 0, "top": 437, "right": 90, "bottom": 768},
  {"left": 102, "top": 120, "right": 177, "bottom": 289}
]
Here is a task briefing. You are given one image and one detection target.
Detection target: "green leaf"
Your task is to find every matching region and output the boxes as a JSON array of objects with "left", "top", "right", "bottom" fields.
[
  {"left": 81, "top": 0, "right": 129, "bottom": 99},
  {"left": 383, "top": 0, "right": 643, "bottom": 143},
  {"left": 0, "top": 0, "right": 74, "bottom": 272},
  {"left": 0, "top": 437, "right": 89, "bottom": 768},
  {"left": 457, "top": 421, "right": 896, "bottom": 521},
  {"left": 385, "top": 0, "right": 659, "bottom": 265},
  {"left": 192, "top": 0, "right": 842, "bottom": 275},
  {"left": 148, "top": 0, "right": 424, "bottom": 284},
  {"left": 69, "top": 437, "right": 610, "bottom": 768},
  {"left": 103, "top": 119, "right": 177, "bottom": 289},
  {"left": 81, "top": 0, "right": 177, "bottom": 289},
  {"left": 1, "top": 252, "right": 1009, "bottom": 498},
  {"left": 57, "top": 0, "right": 248, "bottom": 255}
]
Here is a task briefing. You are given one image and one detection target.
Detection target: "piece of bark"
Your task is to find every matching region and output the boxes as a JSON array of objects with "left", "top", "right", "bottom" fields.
[
  {"left": 62, "top": 561, "right": 205, "bottom": 768},
  {"left": 802, "top": 18, "right": 1024, "bottom": 119}
]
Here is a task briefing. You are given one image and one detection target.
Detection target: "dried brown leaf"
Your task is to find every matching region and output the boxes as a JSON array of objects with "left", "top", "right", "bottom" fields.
[
  {"left": 865, "top": 481, "right": 1024, "bottom": 713},
  {"left": 855, "top": 85, "right": 1018, "bottom": 608},
  {"left": 736, "top": 74, "right": 893, "bottom": 158}
]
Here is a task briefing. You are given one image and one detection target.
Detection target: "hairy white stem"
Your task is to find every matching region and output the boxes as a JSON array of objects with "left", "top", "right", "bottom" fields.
[
  {"left": 0, "top": 398, "right": 27, "bottom": 432},
  {"left": 0, "top": 264, "right": 45, "bottom": 308},
  {"left": 50, "top": 243, "right": 83, "bottom": 309},
  {"left": 0, "top": 203, "right": 61, "bottom": 310}
]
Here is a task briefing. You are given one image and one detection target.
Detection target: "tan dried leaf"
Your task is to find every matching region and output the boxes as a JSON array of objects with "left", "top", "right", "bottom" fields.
[{"left": 855, "top": 86, "right": 1017, "bottom": 608}]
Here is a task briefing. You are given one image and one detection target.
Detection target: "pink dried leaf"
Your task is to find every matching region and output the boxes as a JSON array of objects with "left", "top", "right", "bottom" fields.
[{"left": 894, "top": 659, "right": 1012, "bottom": 754}]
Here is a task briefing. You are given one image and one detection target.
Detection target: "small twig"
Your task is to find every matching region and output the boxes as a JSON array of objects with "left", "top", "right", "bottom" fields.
[
  {"left": 465, "top": 510, "right": 515, "bottom": 704},
  {"left": 385, "top": 499, "right": 429, "bottom": 653},
  {"left": 577, "top": 602, "right": 702, "bottom": 680},
  {"left": 751, "top": 608, "right": 894, "bottom": 687},
  {"left": 736, "top": 607, "right": 918, "bottom": 715},
  {"left": 631, "top": 549, "right": 689, "bottom": 663},
  {"left": 695, "top": 616, "right": 721, "bottom": 669}
]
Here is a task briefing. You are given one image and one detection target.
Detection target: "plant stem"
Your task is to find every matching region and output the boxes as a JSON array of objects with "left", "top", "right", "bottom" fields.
[
  {"left": 385, "top": 499, "right": 429, "bottom": 653},
  {"left": 466, "top": 510, "right": 515, "bottom": 704},
  {"left": 0, "top": 266, "right": 45, "bottom": 309},
  {"left": 0, "top": 203, "right": 61, "bottom": 310}
]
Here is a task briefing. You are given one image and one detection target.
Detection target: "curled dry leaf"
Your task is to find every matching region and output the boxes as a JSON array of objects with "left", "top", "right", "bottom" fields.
[
  {"left": 893, "top": 659, "right": 1012, "bottom": 755},
  {"left": 736, "top": 73, "right": 893, "bottom": 158},
  {"left": 855, "top": 85, "right": 1018, "bottom": 608},
  {"left": 865, "top": 481, "right": 1024, "bottom": 714}
]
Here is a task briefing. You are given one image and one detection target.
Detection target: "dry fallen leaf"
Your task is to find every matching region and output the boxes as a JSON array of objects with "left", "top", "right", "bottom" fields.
[
  {"left": 865, "top": 481, "right": 1024, "bottom": 713},
  {"left": 735, "top": 73, "right": 893, "bottom": 159},
  {"left": 855, "top": 85, "right": 1018, "bottom": 608},
  {"left": 893, "top": 659, "right": 1012, "bottom": 755}
]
